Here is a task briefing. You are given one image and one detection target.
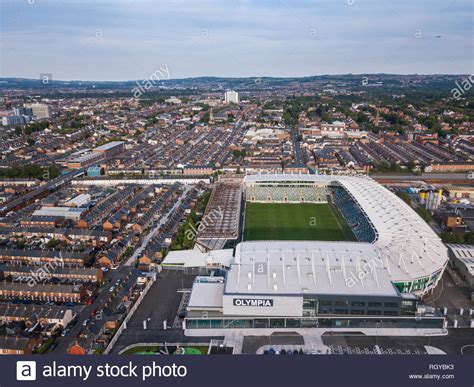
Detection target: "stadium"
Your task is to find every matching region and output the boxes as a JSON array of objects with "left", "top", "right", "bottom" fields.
[
  {"left": 240, "top": 173, "right": 447, "bottom": 295},
  {"left": 167, "top": 173, "right": 449, "bottom": 333}
]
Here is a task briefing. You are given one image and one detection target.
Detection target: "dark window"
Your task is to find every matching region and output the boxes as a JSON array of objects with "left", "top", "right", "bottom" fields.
[
  {"left": 384, "top": 302, "right": 399, "bottom": 308},
  {"left": 368, "top": 302, "right": 382, "bottom": 307},
  {"left": 319, "top": 300, "right": 332, "bottom": 306},
  {"left": 351, "top": 301, "right": 365, "bottom": 307}
]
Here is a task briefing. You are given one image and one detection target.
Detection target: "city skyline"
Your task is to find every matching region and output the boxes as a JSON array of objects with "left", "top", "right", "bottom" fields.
[{"left": 1, "top": 0, "right": 473, "bottom": 81}]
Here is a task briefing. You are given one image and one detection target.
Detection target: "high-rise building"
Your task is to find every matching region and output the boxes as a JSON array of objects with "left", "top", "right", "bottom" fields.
[{"left": 224, "top": 90, "right": 239, "bottom": 104}]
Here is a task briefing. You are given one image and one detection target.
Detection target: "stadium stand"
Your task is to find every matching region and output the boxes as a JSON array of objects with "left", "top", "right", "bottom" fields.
[
  {"left": 246, "top": 183, "right": 327, "bottom": 203},
  {"left": 330, "top": 186, "right": 376, "bottom": 243}
]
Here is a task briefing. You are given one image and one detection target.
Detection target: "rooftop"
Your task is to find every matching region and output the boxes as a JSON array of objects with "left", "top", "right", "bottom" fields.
[
  {"left": 0, "top": 303, "right": 73, "bottom": 321},
  {"left": 228, "top": 241, "right": 400, "bottom": 297},
  {"left": 447, "top": 244, "right": 474, "bottom": 276},
  {"left": 93, "top": 141, "right": 125, "bottom": 152},
  {"left": 188, "top": 278, "right": 225, "bottom": 310}
]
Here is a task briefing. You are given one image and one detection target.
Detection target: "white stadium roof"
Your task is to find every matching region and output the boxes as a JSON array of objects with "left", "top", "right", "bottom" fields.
[
  {"left": 228, "top": 241, "right": 400, "bottom": 297},
  {"left": 241, "top": 173, "right": 448, "bottom": 287}
]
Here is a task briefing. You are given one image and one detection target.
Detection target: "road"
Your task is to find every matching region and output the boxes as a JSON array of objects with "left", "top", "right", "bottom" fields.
[
  {"left": 291, "top": 127, "right": 305, "bottom": 165},
  {"left": 125, "top": 185, "right": 192, "bottom": 266},
  {"left": 53, "top": 264, "right": 130, "bottom": 354}
]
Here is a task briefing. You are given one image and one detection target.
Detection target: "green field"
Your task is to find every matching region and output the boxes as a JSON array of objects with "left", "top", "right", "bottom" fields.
[{"left": 244, "top": 202, "right": 353, "bottom": 241}]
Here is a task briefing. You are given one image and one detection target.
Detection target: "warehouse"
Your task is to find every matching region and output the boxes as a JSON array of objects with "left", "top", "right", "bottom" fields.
[
  {"left": 93, "top": 141, "right": 125, "bottom": 157},
  {"left": 33, "top": 206, "right": 86, "bottom": 220},
  {"left": 447, "top": 244, "right": 474, "bottom": 289}
]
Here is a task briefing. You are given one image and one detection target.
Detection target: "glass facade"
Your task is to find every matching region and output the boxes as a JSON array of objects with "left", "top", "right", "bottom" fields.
[
  {"left": 185, "top": 316, "right": 444, "bottom": 330},
  {"left": 301, "top": 295, "right": 410, "bottom": 317},
  {"left": 394, "top": 272, "right": 440, "bottom": 293}
]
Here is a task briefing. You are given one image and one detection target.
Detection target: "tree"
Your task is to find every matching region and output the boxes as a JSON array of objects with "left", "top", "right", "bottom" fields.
[
  {"left": 396, "top": 191, "right": 411, "bottom": 205},
  {"left": 47, "top": 239, "right": 60, "bottom": 249},
  {"left": 440, "top": 232, "right": 465, "bottom": 244},
  {"left": 201, "top": 111, "right": 210, "bottom": 123},
  {"left": 415, "top": 207, "right": 432, "bottom": 223},
  {"left": 0, "top": 164, "right": 60, "bottom": 180},
  {"left": 463, "top": 233, "right": 474, "bottom": 245},
  {"left": 232, "top": 149, "right": 245, "bottom": 158}
]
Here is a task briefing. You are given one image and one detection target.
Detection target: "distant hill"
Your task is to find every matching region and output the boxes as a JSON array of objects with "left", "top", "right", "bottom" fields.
[{"left": 0, "top": 74, "right": 470, "bottom": 95}]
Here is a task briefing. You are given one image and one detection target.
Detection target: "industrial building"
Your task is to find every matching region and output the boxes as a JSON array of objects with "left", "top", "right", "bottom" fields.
[
  {"left": 92, "top": 141, "right": 125, "bottom": 157},
  {"left": 447, "top": 244, "right": 474, "bottom": 289}
]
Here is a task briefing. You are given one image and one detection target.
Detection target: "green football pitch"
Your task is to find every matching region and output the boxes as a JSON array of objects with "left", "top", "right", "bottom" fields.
[{"left": 244, "top": 202, "right": 354, "bottom": 241}]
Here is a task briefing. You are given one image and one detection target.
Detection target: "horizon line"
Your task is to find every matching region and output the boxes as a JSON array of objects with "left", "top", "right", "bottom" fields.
[{"left": 0, "top": 72, "right": 471, "bottom": 84}]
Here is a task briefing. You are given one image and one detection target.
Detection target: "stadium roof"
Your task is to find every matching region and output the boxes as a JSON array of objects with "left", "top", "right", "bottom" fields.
[
  {"left": 228, "top": 241, "right": 400, "bottom": 297},
  {"left": 242, "top": 173, "right": 448, "bottom": 285}
]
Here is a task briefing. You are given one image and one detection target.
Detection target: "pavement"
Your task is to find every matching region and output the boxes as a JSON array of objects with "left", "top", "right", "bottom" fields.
[
  {"left": 242, "top": 333, "right": 305, "bottom": 354},
  {"left": 239, "top": 328, "right": 474, "bottom": 354},
  {"left": 109, "top": 270, "right": 221, "bottom": 354},
  {"left": 321, "top": 328, "right": 474, "bottom": 355},
  {"left": 423, "top": 270, "right": 474, "bottom": 328},
  {"left": 370, "top": 172, "right": 473, "bottom": 184}
]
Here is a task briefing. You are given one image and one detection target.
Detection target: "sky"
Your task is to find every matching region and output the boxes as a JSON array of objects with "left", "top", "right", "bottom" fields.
[{"left": 0, "top": 0, "right": 473, "bottom": 81}]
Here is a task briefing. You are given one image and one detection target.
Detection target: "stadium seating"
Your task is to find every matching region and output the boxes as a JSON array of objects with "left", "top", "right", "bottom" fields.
[
  {"left": 246, "top": 185, "right": 327, "bottom": 203},
  {"left": 331, "top": 187, "right": 376, "bottom": 243}
]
